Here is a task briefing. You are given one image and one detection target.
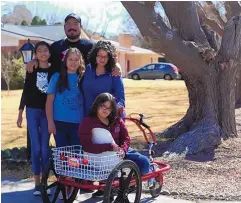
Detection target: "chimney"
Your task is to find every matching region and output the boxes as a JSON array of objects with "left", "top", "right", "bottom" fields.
[
  {"left": 118, "top": 34, "right": 133, "bottom": 48},
  {"left": 91, "top": 33, "right": 104, "bottom": 41}
]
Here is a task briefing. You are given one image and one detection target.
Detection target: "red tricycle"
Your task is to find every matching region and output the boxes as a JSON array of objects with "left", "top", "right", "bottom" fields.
[{"left": 41, "top": 113, "right": 170, "bottom": 203}]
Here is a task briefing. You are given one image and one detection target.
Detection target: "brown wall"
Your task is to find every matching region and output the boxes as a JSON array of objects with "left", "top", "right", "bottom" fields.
[
  {"left": 1, "top": 46, "right": 19, "bottom": 55},
  {"left": 1, "top": 40, "right": 42, "bottom": 56},
  {"left": 126, "top": 53, "right": 159, "bottom": 70},
  {"left": 118, "top": 52, "right": 160, "bottom": 77},
  {"left": 18, "top": 39, "right": 40, "bottom": 48}
]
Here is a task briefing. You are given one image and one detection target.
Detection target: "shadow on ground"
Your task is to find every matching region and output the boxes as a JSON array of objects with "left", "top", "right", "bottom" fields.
[
  {"left": 2, "top": 189, "right": 43, "bottom": 203},
  {"left": 134, "top": 139, "right": 216, "bottom": 163}
]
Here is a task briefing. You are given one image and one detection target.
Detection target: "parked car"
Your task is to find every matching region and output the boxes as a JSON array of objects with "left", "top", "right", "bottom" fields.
[{"left": 127, "top": 63, "right": 181, "bottom": 80}]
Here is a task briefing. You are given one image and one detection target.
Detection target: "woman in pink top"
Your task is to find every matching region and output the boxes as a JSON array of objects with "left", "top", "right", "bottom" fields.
[{"left": 79, "top": 93, "right": 150, "bottom": 198}]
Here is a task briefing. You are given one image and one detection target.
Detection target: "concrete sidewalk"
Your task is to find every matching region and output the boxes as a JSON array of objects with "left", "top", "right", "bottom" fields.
[{"left": 1, "top": 178, "right": 240, "bottom": 203}]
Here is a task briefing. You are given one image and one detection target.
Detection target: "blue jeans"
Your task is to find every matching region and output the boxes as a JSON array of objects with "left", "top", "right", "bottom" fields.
[
  {"left": 26, "top": 108, "right": 50, "bottom": 175},
  {"left": 125, "top": 147, "right": 150, "bottom": 175},
  {"left": 54, "top": 121, "right": 80, "bottom": 147}
]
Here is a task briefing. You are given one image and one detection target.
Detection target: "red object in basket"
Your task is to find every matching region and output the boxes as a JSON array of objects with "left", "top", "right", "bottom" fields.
[
  {"left": 82, "top": 158, "right": 88, "bottom": 165},
  {"left": 60, "top": 153, "right": 66, "bottom": 161}
]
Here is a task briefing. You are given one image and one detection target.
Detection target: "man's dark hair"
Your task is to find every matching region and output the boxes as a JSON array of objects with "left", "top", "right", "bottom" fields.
[
  {"left": 34, "top": 41, "right": 50, "bottom": 53},
  {"left": 88, "top": 40, "right": 116, "bottom": 73},
  {"left": 88, "top": 93, "right": 118, "bottom": 124}
]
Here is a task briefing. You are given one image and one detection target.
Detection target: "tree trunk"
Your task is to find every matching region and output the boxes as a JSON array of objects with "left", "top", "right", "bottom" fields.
[
  {"left": 121, "top": 2, "right": 241, "bottom": 155},
  {"left": 6, "top": 82, "right": 10, "bottom": 95},
  {"left": 235, "top": 69, "right": 241, "bottom": 108}
]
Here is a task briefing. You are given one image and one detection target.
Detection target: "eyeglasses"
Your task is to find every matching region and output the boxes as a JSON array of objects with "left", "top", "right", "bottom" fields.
[
  {"left": 99, "top": 104, "right": 111, "bottom": 111},
  {"left": 64, "top": 22, "right": 79, "bottom": 27},
  {"left": 97, "top": 54, "right": 109, "bottom": 60}
]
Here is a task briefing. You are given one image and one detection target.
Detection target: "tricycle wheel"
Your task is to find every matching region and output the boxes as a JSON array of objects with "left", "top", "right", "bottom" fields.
[
  {"left": 41, "top": 159, "right": 79, "bottom": 203},
  {"left": 103, "top": 160, "right": 142, "bottom": 203},
  {"left": 149, "top": 179, "right": 162, "bottom": 198},
  {"left": 149, "top": 163, "right": 163, "bottom": 198}
]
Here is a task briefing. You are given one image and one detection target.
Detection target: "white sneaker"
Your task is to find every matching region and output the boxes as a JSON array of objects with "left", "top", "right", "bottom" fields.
[
  {"left": 58, "top": 191, "right": 63, "bottom": 200},
  {"left": 33, "top": 186, "right": 41, "bottom": 196},
  {"left": 47, "top": 189, "right": 51, "bottom": 195}
]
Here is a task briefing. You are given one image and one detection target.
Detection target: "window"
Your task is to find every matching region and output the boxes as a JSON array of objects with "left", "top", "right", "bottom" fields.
[
  {"left": 156, "top": 64, "right": 165, "bottom": 70},
  {"left": 145, "top": 64, "right": 155, "bottom": 70},
  {"left": 158, "top": 57, "right": 167, "bottom": 63}
]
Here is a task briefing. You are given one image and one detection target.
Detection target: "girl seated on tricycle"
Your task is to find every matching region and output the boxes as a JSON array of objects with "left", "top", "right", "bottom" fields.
[{"left": 79, "top": 92, "right": 150, "bottom": 198}]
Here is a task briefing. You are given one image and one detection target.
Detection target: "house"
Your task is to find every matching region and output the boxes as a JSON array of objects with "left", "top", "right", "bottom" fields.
[
  {"left": 1, "top": 23, "right": 54, "bottom": 55},
  {"left": 1, "top": 23, "right": 89, "bottom": 56},
  {"left": 1, "top": 23, "right": 163, "bottom": 77}
]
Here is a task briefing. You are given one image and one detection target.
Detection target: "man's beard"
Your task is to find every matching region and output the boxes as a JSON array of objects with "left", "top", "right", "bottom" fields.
[{"left": 66, "top": 32, "right": 80, "bottom": 40}]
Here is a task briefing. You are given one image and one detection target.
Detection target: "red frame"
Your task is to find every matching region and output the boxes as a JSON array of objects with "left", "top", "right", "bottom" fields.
[
  {"left": 56, "top": 115, "right": 170, "bottom": 190},
  {"left": 124, "top": 116, "right": 156, "bottom": 144}
]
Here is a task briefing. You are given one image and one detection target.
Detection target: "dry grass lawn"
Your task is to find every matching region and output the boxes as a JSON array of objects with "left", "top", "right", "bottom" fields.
[{"left": 1, "top": 79, "right": 188, "bottom": 149}]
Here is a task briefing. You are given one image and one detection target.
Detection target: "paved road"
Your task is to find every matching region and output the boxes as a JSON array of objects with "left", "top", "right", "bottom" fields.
[{"left": 1, "top": 178, "right": 241, "bottom": 203}]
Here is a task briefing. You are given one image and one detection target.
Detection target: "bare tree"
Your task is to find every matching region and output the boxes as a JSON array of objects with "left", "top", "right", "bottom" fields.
[
  {"left": 100, "top": 3, "right": 123, "bottom": 37},
  {"left": 1, "top": 53, "right": 16, "bottom": 94},
  {"left": 122, "top": 1, "right": 241, "bottom": 155},
  {"left": 46, "top": 13, "right": 58, "bottom": 25}
]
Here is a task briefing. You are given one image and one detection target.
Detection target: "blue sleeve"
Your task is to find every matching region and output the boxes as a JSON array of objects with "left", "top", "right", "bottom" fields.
[
  {"left": 47, "top": 73, "right": 59, "bottom": 94},
  {"left": 112, "top": 76, "right": 125, "bottom": 107},
  {"left": 85, "top": 64, "right": 92, "bottom": 73}
]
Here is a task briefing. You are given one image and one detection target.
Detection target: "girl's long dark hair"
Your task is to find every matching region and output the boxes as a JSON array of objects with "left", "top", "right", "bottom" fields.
[
  {"left": 89, "top": 93, "right": 118, "bottom": 124},
  {"left": 88, "top": 40, "right": 116, "bottom": 73},
  {"left": 57, "top": 48, "right": 85, "bottom": 93}
]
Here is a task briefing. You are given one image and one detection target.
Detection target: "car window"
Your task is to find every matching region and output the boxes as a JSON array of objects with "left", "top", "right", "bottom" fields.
[
  {"left": 156, "top": 64, "right": 165, "bottom": 69},
  {"left": 145, "top": 64, "right": 155, "bottom": 70}
]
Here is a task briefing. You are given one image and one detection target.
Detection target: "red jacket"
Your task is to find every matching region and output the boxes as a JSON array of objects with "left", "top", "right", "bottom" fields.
[{"left": 79, "top": 116, "right": 130, "bottom": 154}]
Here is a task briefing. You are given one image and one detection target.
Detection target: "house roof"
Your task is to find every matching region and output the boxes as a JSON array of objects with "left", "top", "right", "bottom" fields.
[
  {"left": 106, "top": 40, "right": 160, "bottom": 55},
  {"left": 1, "top": 24, "right": 53, "bottom": 41},
  {"left": 1, "top": 24, "right": 89, "bottom": 43},
  {"left": 17, "top": 25, "right": 65, "bottom": 41},
  {"left": 1, "top": 23, "right": 161, "bottom": 56}
]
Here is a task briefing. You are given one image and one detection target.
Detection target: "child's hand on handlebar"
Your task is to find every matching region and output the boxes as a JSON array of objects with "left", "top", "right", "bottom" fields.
[
  {"left": 112, "top": 143, "right": 125, "bottom": 158},
  {"left": 111, "top": 143, "right": 119, "bottom": 151}
]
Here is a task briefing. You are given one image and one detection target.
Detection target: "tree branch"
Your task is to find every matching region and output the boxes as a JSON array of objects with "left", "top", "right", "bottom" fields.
[
  {"left": 121, "top": 1, "right": 208, "bottom": 75},
  {"left": 201, "top": 24, "right": 220, "bottom": 51},
  {"left": 224, "top": 1, "right": 241, "bottom": 20},
  {"left": 217, "top": 16, "right": 241, "bottom": 63},
  {"left": 161, "top": 1, "right": 209, "bottom": 45},
  {"left": 196, "top": 2, "right": 224, "bottom": 36},
  {"left": 205, "top": 1, "right": 226, "bottom": 27}
]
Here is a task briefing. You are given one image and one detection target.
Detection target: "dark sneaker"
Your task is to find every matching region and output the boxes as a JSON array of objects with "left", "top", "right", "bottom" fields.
[
  {"left": 92, "top": 190, "right": 104, "bottom": 198},
  {"left": 102, "top": 196, "right": 114, "bottom": 203},
  {"left": 79, "top": 188, "right": 94, "bottom": 193}
]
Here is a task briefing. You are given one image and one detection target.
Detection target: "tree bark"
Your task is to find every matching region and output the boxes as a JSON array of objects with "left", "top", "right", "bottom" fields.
[
  {"left": 196, "top": 2, "right": 224, "bottom": 37},
  {"left": 236, "top": 69, "right": 241, "bottom": 108},
  {"left": 122, "top": 2, "right": 241, "bottom": 155},
  {"left": 224, "top": 1, "right": 241, "bottom": 20},
  {"left": 7, "top": 82, "right": 10, "bottom": 95},
  {"left": 205, "top": 1, "right": 225, "bottom": 28}
]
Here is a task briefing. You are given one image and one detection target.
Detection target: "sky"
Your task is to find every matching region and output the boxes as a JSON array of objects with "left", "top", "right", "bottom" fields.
[{"left": 1, "top": 1, "right": 131, "bottom": 36}]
